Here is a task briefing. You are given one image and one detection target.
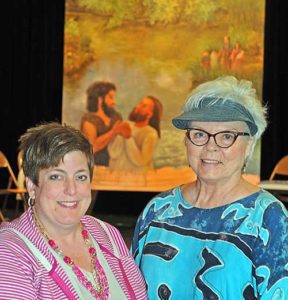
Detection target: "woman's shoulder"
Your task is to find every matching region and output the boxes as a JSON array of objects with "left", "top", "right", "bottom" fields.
[
  {"left": 256, "top": 190, "right": 288, "bottom": 219},
  {"left": 138, "top": 187, "right": 181, "bottom": 219},
  {"left": 258, "top": 188, "right": 283, "bottom": 200},
  {"left": 255, "top": 189, "right": 288, "bottom": 211},
  {"left": 223, "top": 190, "right": 288, "bottom": 236},
  {"left": 82, "top": 215, "right": 119, "bottom": 232},
  {"left": 0, "top": 219, "right": 39, "bottom": 265},
  {"left": 0, "top": 210, "right": 31, "bottom": 237},
  {"left": 224, "top": 190, "right": 286, "bottom": 215},
  {"left": 0, "top": 222, "right": 22, "bottom": 245},
  {"left": 149, "top": 186, "right": 178, "bottom": 201}
]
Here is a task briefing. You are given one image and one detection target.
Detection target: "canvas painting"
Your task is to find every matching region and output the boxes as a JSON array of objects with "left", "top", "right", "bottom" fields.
[{"left": 62, "top": 0, "right": 265, "bottom": 191}]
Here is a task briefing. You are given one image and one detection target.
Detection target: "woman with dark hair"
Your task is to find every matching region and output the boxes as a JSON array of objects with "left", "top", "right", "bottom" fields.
[{"left": 0, "top": 122, "right": 146, "bottom": 299}]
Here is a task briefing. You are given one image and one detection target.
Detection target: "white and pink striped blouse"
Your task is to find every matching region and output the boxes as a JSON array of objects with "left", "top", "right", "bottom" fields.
[{"left": 0, "top": 208, "right": 147, "bottom": 300}]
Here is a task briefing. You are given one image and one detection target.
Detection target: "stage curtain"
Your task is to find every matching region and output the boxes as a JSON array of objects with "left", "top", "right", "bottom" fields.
[
  {"left": 261, "top": 1, "right": 288, "bottom": 179},
  {"left": 1, "top": 0, "right": 64, "bottom": 169}
]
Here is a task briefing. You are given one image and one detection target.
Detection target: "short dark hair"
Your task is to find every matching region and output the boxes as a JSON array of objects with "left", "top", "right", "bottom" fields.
[
  {"left": 19, "top": 122, "right": 94, "bottom": 185},
  {"left": 86, "top": 81, "right": 116, "bottom": 112},
  {"left": 147, "top": 96, "right": 163, "bottom": 138}
]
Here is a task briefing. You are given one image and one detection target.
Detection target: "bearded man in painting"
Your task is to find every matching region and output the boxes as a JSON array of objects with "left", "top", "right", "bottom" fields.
[
  {"left": 108, "top": 96, "right": 163, "bottom": 172},
  {"left": 81, "top": 81, "right": 131, "bottom": 166}
]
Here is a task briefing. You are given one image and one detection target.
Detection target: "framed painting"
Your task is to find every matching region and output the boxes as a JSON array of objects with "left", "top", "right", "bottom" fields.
[{"left": 62, "top": 0, "right": 265, "bottom": 191}]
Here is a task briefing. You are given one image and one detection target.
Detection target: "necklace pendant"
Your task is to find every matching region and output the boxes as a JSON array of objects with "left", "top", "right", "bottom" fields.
[
  {"left": 48, "top": 239, "right": 57, "bottom": 250},
  {"left": 63, "top": 256, "right": 72, "bottom": 265},
  {"left": 89, "top": 247, "right": 96, "bottom": 255},
  {"left": 82, "top": 229, "right": 89, "bottom": 239}
]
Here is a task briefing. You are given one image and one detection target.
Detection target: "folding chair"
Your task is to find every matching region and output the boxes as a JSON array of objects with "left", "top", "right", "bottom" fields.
[
  {"left": 0, "top": 209, "right": 5, "bottom": 222},
  {"left": 269, "top": 155, "right": 288, "bottom": 180},
  {"left": 267, "top": 155, "right": 288, "bottom": 206},
  {"left": 0, "top": 151, "right": 26, "bottom": 219}
]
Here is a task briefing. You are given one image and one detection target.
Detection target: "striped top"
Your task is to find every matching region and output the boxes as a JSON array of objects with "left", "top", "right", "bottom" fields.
[{"left": 0, "top": 209, "right": 147, "bottom": 300}]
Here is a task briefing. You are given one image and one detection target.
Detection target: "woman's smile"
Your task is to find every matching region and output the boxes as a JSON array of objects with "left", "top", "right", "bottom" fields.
[
  {"left": 57, "top": 201, "right": 80, "bottom": 208},
  {"left": 201, "top": 158, "right": 222, "bottom": 164}
]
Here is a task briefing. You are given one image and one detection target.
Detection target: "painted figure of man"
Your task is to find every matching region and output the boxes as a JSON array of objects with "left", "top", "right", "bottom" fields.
[
  {"left": 108, "top": 96, "right": 163, "bottom": 172},
  {"left": 230, "top": 42, "right": 245, "bottom": 72},
  {"left": 81, "top": 81, "right": 131, "bottom": 166},
  {"left": 218, "top": 35, "right": 232, "bottom": 70}
]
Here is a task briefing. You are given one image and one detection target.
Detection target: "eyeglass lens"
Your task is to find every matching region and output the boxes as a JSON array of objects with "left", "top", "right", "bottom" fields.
[{"left": 187, "top": 129, "right": 244, "bottom": 148}]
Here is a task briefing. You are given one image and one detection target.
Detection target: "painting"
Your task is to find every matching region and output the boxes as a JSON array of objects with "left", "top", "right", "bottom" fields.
[{"left": 62, "top": 0, "right": 265, "bottom": 191}]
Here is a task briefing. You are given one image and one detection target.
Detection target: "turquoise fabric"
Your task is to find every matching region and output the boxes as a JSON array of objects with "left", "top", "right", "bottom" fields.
[{"left": 131, "top": 188, "right": 288, "bottom": 299}]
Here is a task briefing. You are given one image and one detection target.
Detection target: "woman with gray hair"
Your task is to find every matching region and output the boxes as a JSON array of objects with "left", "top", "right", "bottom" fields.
[{"left": 131, "top": 76, "right": 288, "bottom": 299}]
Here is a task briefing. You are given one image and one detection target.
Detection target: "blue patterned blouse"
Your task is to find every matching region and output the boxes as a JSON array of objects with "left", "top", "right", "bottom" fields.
[{"left": 131, "top": 187, "right": 288, "bottom": 299}]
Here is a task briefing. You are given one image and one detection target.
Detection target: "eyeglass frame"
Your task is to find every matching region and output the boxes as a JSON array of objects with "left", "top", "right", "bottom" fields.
[{"left": 185, "top": 128, "right": 250, "bottom": 148}]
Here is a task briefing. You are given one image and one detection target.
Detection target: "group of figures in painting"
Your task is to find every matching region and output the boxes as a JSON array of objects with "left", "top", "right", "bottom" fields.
[{"left": 200, "top": 35, "right": 245, "bottom": 78}]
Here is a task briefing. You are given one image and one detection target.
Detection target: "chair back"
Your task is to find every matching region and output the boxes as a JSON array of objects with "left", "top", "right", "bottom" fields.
[
  {"left": 0, "top": 151, "right": 26, "bottom": 219},
  {"left": 269, "top": 155, "right": 288, "bottom": 180},
  {"left": 0, "top": 151, "right": 18, "bottom": 188}
]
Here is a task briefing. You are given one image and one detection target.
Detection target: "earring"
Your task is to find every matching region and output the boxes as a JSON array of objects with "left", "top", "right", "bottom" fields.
[
  {"left": 27, "top": 196, "right": 35, "bottom": 207},
  {"left": 242, "top": 159, "right": 248, "bottom": 173}
]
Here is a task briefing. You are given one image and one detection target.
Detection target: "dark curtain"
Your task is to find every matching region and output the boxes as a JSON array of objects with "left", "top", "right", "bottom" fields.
[
  {"left": 0, "top": 0, "right": 287, "bottom": 181},
  {"left": 1, "top": 0, "right": 65, "bottom": 170},
  {"left": 261, "top": 1, "right": 288, "bottom": 179}
]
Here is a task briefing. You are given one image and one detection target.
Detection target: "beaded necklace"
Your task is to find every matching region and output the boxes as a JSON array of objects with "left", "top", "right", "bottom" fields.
[{"left": 32, "top": 211, "right": 110, "bottom": 299}]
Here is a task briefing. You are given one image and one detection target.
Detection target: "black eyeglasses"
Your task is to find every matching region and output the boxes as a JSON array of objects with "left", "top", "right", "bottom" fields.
[{"left": 186, "top": 128, "right": 250, "bottom": 148}]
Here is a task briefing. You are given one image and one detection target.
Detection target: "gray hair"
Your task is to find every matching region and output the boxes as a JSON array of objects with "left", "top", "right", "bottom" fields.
[{"left": 173, "top": 76, "right": 267, "bottom": 156}]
